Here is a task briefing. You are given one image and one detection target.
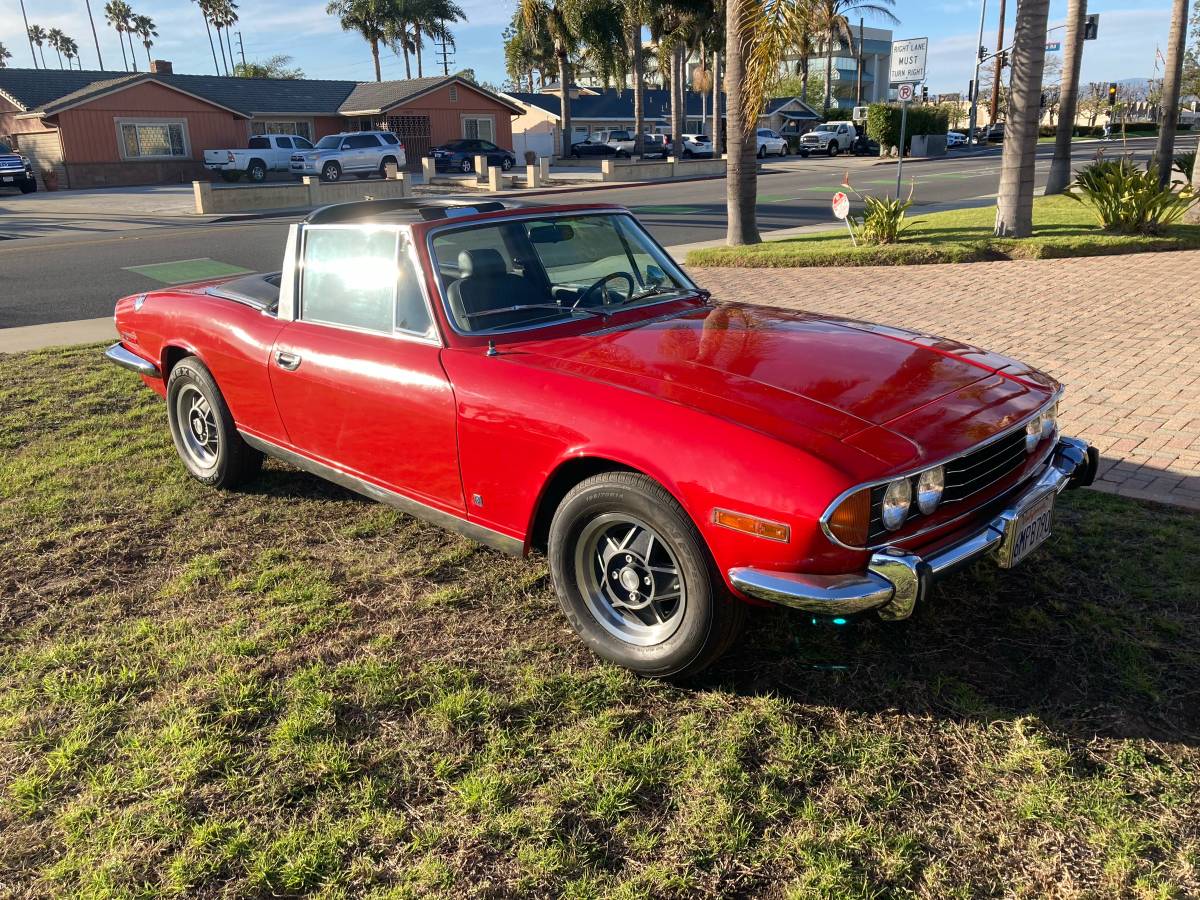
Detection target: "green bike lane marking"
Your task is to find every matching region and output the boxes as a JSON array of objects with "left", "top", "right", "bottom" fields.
[{"left": 123, "top": 258, "right": 254, "bottom": 284}]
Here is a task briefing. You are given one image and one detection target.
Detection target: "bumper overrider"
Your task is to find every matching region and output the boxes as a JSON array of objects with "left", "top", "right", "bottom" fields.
[{"left": 729, "top": 436, "right": 1099, "bottom": 620}]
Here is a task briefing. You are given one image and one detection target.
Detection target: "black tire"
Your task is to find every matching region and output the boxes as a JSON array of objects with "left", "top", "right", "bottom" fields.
[
  {"left": 501, "top": 156, "right": 514, "bottom": 170},
  {"left": 781, "top": 144, "right": 789, "bottom": 156},
  {"left": 757, "top": 145, "right": 766, "bottom": 158},
  {"left": 460, "top": 158, "right": 474, "bottom": 173},
  {"left": 828, "top": 141, "right": 840, "bottom": 157},
  {"left": 247, "top": 160, "right": 267, "bottom": 182},
  {"left": 19, "top": 179, "right": 37, "bottom": 194},
  {"left": 571, "top": 151, "right": 581, "bottom": 159},
  {"left": 321, "top": 161, "right": 341, "bottom": 182},
  {"left": 799, "top": 149, "right": 809, "bottom": 158},
  {"left": 166, "top": 356, "right": 263, "bottom": 489},
  {"left": 548, "top": 472, "right": 745, "bottom": 678},
  {"left": 220, "top": 171, "right": 241, "bottom": 182}
]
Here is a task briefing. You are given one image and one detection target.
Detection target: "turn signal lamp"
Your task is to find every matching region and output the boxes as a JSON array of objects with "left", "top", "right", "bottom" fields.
[
  {"left": 713, "top": 509, "right": 791, "bottom": 543},
  {"left": 826, "top": 488, "right": 870, "bottom": 547}
]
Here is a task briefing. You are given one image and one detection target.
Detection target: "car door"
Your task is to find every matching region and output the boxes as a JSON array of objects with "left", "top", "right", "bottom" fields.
[
  {"left": 267, "top": 224, "right": 464, "bottom": 513},
  {"left": 479, "top": 140, "right": 503, "bottom": 167},
  {"left": 273, "top": 136, "right": 292, "bottom": 168}
]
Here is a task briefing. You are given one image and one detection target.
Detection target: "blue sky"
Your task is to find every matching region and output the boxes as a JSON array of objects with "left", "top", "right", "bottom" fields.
[{"left": 2, "top": 0, "right": 1178, "bottom": 93}]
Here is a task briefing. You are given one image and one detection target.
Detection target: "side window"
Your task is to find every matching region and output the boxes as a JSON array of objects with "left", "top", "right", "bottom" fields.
[
  {"left": 380, "top": 133, "right": 400, "bottom": 145},
  {"left": 248, "top": 137, "right": 270, "bottom": 149},
  {"left": 294, "top": 137, "right": 313, "bottom": 150},
  {"left": 396, "top": 241, "right": 434, "bottom": 337},
  {"left": 300, "top": 227, "right": 397, "bottom": 334},
  {"left": 276, "top": 137, "right": 293, "bottom": 149}
]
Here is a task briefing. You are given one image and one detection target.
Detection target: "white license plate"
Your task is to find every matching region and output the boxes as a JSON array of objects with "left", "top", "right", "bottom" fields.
[
  {"left": 1003, "top": 492, "right": 1055, "bottom": 568},
  {"left": 1, "top": 176, "right": 13, "bottom": 183}
]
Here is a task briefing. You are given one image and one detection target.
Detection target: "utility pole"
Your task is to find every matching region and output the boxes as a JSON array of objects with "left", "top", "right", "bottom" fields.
[
  {"left": 967, "top": 0, "right": 988, "bottom": 144},
  {"left": 435, "top": 22, "right": 453, "bottom": 76},
  {"left": 18, "top": 0, "right": 37, "bottom": 68},
  {"left": 855, "top": 18, "right": 864, "bottom": 106},
  {"left": 84, "top": 0, "right": 104, "bottom": 70},
  {"left": 989, "top": 0, "right": 1007, "bottom": 123},
  {"left": 236, "top": 32, "right": 247, "bottom": 68}
]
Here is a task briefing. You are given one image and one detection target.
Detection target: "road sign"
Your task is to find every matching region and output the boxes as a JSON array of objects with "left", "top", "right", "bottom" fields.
[
  {"left": 1045, "top": 41, "right": 1061, "bottom": 51},
  {"left": 897, "top": 83, "right": 915, "bottom": 103},
  {"left": 1084, "top": 13, "right": 1099, "bottom": 40},
  {"left": 832, "top": 192, "right": 851, "bottom": 220},
  {"left": 889, "top": 37, "right": 928, "bottom": 84}
]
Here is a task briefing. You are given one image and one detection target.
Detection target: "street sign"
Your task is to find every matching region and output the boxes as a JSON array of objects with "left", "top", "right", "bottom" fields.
[
  {"left": 889, "top": 37, "right": 928, "bottom": 84},
  {"left": 1045, "top": 41, "right": 1061, "bottom": 51},
  {"left": 1084, "top": 13, "right": 1099, "bottom": 40},
  {"left": 832, "top": 192, "right": 851, "bottom": 220},
  {"left": 897, "top": 83, "right": 915, "bottom": 102}
]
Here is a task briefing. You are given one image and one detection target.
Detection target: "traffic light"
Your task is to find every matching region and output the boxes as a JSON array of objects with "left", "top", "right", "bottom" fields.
[
  {"left": 1083, "top": 13, "right": 1099, "bottom": 40},
  {"left": 979, "top": 44, "right": 988, "bottom": 60},
  {"left": 921, "top": 85, "right": 928, "bottom": 103},
  {"left": 999, "top": 51, "right": 1009, "bottom": 68},
  {"left": 1108, "top": 82, "right": 1118, "bottom": 105}
]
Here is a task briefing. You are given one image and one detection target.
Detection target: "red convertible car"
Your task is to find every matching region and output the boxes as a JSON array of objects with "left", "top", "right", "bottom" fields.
[{"left": 107, "top": 198, "right": 1097, "bottom": 677}]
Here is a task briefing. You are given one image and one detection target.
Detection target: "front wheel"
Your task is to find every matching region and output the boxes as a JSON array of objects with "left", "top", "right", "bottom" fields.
[
  {"left": 828, "top": 142, "right": 840, "bottom": 157},
  {"left": 781, "top": 144, "right": 789, "bottom": 156},
  {"left": 757, "top": 145, "right": 766, "bottom": 158},
  {"left": 548, "top": 472, "right": 745, "bottom": 678},
  {"left": 166, "top": 357, "right": 263, "bottom": 489},
  {"left": 321, "top": 161, "right": 341, "bottom": 182}
]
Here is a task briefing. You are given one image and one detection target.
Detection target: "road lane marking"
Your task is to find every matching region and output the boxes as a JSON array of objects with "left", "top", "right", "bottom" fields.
[{"left": 122, "top": 258, "right": 253, "bottom": 284}]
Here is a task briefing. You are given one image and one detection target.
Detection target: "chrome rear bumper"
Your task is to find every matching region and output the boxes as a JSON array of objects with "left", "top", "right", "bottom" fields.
[
  {"left": 729, "top": 436, "right": 1098, "bottom": 620},
  {"left": 104, "top": 342, "right": 160, "bottom": 378}
]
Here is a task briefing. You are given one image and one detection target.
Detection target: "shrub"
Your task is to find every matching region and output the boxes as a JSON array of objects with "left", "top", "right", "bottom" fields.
[
  {"left": 1068, "top": 156, "right": 1199, "bottom": 234},
  {"left": 865, "top": 104, "right": 949, "bottom": 152},
  {"left": 1174, "top": 151, "right": 1196, "bottom": 178},
  {"left": 843, "top": 176, "right": 915, "bottom": 245}
]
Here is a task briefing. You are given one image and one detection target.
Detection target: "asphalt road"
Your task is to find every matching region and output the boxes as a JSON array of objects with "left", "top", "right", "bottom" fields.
[{"left": 0, "top": 137, "right": 1167, "bottom": 328}]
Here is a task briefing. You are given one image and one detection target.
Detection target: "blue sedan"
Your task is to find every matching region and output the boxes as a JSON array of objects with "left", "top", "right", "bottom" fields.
[{"left": 429, "top": 139, "right": 517, "bottom": 173}]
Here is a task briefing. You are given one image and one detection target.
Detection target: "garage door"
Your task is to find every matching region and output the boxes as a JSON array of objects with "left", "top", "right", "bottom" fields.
[{"left": 384, "top": 115, "right": 431, "bottom": 170}]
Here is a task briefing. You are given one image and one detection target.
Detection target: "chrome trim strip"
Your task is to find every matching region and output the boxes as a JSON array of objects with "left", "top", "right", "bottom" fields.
[
  {"left": 734, "top": 436, "right": 1091, "bottom": 619},
  {"left": 820, "top": 388, "right": 1064, "bottom": 550},
  {"left": 239, "top": 431, "right": 524, "bottom": 556},
  {"left": 104, "top": 342, "right": 160, "bottom": 377}
]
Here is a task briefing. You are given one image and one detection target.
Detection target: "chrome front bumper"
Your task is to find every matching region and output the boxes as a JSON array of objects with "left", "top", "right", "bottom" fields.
[
  {"left": 105, "top": 342, "right": 160, "bottom": 377},
  {"left": 729, "top": 436, "right": 1099, "bottom": 621}
]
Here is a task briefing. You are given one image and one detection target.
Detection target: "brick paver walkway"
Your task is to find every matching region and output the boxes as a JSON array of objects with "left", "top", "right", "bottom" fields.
[{"left": 690, "top": 252, "right": 1200, "bottom": 511}]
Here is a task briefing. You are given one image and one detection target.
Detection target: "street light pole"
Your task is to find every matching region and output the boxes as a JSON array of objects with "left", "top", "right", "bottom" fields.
[{"left": 967, "top": 0, "right": 988, "bottom": 145}]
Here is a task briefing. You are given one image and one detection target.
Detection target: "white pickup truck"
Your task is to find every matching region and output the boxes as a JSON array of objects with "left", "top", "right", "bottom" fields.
[
  {"left": 797, "top": 122, "right": 858, "bottom": 157},
  {"left": 204, "top": 134, "right": 313, "bottom": 182}
]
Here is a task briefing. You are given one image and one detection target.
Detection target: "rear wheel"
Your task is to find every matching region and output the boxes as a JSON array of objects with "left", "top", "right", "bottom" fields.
[
  {"left": 321, "top": 161, "right": 342, "bottom": 182},
  {"left": 379, "top": 156, "right": 398, "bottom": 177},
  {"left": 501, "top": 156, "right": 514, "bottom": 170},
  {"left": 246, "top": 160, "right": 267, "bottom": 182},
  {"left": 460, "top": 157, "right": 474, "bottom": 173},
  {"left": 548, "top": 472, "right": 745, "bottom": 678},
  {"left": 166, "top": 357, "right": 263, "bottom": 489}
]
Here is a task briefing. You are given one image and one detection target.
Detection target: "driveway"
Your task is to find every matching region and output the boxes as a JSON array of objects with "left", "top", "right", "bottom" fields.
[{"left": 690, "top": 251, "right": 1200, "bottom": 511}]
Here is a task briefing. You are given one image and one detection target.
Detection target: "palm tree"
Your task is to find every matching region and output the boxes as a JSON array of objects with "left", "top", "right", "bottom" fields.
[
  {"left": 0, "top": 43, "right": 12, "bottom": 68},
  {"left": 409, "top": 0, "right": 464, "bottom": 78},
  {"left": 132, "top": 14, "right": 157, "bottom": 68},
  {"left": 62, "top": 36, "right": 81, "bottom": 68},
  {"left": 517, "top": 0, "right": 578, "bottom": 157},
  {"left": 811, "top": 0, "right": 896, "bottom": 113},
  {"left": 994, "top": 0, "right": 1051, "bottom": 236},
  {"left": 28, "top": 25, "right": 48, "bottom": 68},
  {"left": 210, "top": 0, "right": 239, "bottom": 75},
  {"left": 48, "top": 28, "right": 67, "bottom": 68},
  {"left": 1154, "top": 0, "right": 1189, "bottom": 187},
  {"left": 103, "top": 1, "right": 130, "bottom": 70},
  {"left": 83, "top": 0, "right": 105, "bottom": 70},
  {"left": 328, "top": 0, "right": 395, "bottom": 82},
  {"left": 194, "top": 0, "right": 221, "bottom": 75},
  {"left": 1044, "top": 0, "right": 1085, "bottom": 194},
  {"left": 621, "top": 0, "right": 649, "bottom": 156}
]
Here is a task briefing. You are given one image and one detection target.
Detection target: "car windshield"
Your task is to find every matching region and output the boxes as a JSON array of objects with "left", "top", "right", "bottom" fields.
[
  {"left": 431, "top": 213, "right": 696, "bottom": 334},
  {"left": 814, "top": 124, "right": 836, "bottom": 132},
  {"left": 315, "top": 135, "right": 342, "bottom": 149}
]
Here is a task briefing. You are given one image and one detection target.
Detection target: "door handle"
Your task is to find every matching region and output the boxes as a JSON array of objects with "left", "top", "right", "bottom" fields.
[{"left": 275, "top": 350, "right": 302, "bottom": 371}]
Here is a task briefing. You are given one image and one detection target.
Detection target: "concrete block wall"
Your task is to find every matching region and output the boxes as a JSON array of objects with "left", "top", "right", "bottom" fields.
[{"left": 192, "top": 173, "right": 411, "bottom": 215}]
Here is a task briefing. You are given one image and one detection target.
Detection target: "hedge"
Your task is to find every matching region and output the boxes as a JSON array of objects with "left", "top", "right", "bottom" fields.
[{"left": 865, "top": 103, "right": 950, "bottom": 151}]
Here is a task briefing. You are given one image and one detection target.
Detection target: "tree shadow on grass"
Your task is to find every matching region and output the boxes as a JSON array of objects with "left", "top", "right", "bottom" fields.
[{"left": 707, "top": 486, "right": 1199, "bottom": 746}]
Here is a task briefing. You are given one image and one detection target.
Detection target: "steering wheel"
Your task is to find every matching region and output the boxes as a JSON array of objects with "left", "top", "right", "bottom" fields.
[{"left": 573, "top": 272, "right": 635, "bottom": 309}]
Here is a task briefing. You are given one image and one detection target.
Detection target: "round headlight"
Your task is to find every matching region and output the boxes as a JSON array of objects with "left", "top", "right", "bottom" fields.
[
  {"left": 916, "top": 465, "right": 945, "bottom": 515},
  {"left": 1025, "top": 414, "right": 1044, "bottom": 452},
  {"left": 881, "top": 478, "right": 912, "bottom": 531},
  {"left": 1041, "top": 402, "right": 1058, "bottom": 439}
]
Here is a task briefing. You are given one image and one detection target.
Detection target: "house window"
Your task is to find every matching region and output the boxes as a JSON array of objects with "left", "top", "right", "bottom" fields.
[
  {"left": 461, "top": 115, "right": 495, "bottom": 143},
  {"left": 251, "top": 120, "right": 313, "bottom": 141},
  {"left": 117, "top": 120, "right": 189, "bottom": 159},
  {"left": 449, "top": 85, "right": 458, "bottom": 102}
]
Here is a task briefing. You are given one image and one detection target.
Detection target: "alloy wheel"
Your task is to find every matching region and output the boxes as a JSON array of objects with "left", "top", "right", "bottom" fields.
[{"left": 176, "top": 384, "right": 219, "bottom": 469}]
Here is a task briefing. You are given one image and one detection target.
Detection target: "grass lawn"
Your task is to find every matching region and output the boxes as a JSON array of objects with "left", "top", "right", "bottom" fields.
[
  {"left": 687, "top": 194, "right": 1200, "bottom": 268},
  {"left": 2, "top": 346, "right": 1199, "bottom": 898}
]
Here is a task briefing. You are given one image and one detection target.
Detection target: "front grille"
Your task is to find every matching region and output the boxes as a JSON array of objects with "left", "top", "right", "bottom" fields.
[{"left": 865, "top": 423, "right": 1034, "bottom": 544}]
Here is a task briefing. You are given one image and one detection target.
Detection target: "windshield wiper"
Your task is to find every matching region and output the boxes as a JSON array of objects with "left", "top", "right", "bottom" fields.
[
  {"left": 463, "top": 304, "right": 609, "bottom": 322},
  {"left": 622, "top": 284, "right": 686, "bottom": 304}
]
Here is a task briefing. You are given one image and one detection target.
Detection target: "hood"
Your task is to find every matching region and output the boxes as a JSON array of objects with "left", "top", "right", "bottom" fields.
[{"left": 511, "top": 303, "right": 1054, "bottom": 469}]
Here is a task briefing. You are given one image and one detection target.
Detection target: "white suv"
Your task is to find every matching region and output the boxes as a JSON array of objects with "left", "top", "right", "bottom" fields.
[
  {"left": 290, "top": 131, "right": 406, "bottom": 182},
  {"left": 755, "top": 129, "right": 789, "bottom": 157}
]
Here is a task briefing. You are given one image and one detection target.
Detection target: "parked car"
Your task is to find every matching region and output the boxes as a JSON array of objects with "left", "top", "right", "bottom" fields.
[
  {"left": 798, "top": 122, "right": 858, "bottom": 157},
  {"left": 946, "top": 130, "right": 968, "bottom": 148},
  {"left": 984, "top": 123, "right": 1005, "bottom": 143},
  {"left": 755, "top": 129, "right": 789, "bottom": 157},
  {"left": 289, "top": 131, "right": 406, "bottom": 182},
  {"left": 105, "top": 197, "right": 1097, "bottom": 677},
  {"left": 0, "top": 141, "right": 37, "bottom": 194},
  {"left": 204, "top": 134, "right": 311, "bottom": 183},
  {"left": 592, "top": 129, "right": 635, "bottom": 155},
  {"left": 679, "top": 134, "right": 714, "bottom": 158},
  {"left": 569, "top": 137, "right": 628, "bottom": 159},
  {"left": 640, "top": 133, "right": 669, "bottom": 159},
  {"left": 428, "top": 138, "right": 516, "bottom": 173}
]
